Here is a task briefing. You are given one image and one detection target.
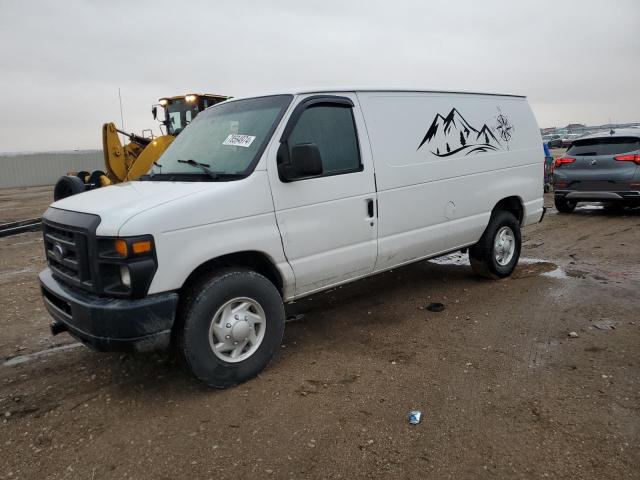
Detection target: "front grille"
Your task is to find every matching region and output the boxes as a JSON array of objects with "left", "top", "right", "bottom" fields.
[
  {"left": 43, "top": 223, "right": 92, "bottom": 289},
  {"left": 42, "top": 208, "right": 101, "bottom": 293}
]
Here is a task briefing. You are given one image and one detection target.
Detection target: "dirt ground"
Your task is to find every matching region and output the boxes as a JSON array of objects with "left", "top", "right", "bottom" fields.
[
  {"left": 0, "top": 186, "right": 54, "bottom": 224},
  {"left": 0, "top": 185, "right": 638, "bottom": 479}
]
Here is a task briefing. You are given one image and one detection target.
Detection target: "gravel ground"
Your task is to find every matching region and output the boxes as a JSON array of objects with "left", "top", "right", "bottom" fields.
[{"left": 0, "top": 186, "right": 638, "bottom": 479}]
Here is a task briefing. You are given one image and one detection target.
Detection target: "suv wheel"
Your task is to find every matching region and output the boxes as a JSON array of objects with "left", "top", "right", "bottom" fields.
[
  {"left": 469, "top": 211, "right": 521, "bottom": 279},
  {"left": 177, "top": 269, "right": 285, "bottom": 388},
  {"left": 554, "top": 197, "right": 576, "bottom": 213}
]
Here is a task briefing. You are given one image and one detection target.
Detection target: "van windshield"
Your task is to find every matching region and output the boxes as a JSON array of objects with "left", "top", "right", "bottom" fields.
[{"left": 152, "top": 95, "right": 292, "bottom": 179}]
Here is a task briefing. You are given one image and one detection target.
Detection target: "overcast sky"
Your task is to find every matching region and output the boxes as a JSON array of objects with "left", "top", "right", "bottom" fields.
[{"left": 0, "top": 0, "right": 638, "bottom": 152}]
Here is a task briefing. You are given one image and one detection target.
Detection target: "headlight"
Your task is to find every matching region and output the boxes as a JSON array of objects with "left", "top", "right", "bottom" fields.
[
  {"left": 120, "top": 266, "right": 131, "bottom": 287},
  {"left": 97, "top": 235, "right": 157, "bottom": 298}
]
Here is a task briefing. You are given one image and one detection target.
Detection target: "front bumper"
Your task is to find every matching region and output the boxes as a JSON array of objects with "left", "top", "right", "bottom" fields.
[{"left": 39, "top": 268, "right": 178, "bottom": 352}]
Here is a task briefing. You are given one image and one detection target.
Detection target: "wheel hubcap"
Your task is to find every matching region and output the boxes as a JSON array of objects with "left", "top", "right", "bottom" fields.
[
  {"left": 493, "top": 226, "right": 516, "bottom": 266},
  {"left": 208, "top": 297, "right": 266, "bottom": 363}
]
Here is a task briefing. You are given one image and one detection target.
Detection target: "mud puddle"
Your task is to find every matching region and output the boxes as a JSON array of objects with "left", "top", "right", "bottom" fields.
[
  {"left": 3, "top": 343, "right": 84, "bottom": 367},
  {"left": 429, "top": 253, "right": 568, "bottom": 280}
]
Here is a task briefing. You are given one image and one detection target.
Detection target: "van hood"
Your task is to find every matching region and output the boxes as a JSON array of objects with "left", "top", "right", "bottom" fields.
[
  {"left": 50, "top": 172, "right": 273, "bottom": 237},
  {"left": 51, "top": 181, "right": 215, "bottom": 234}
]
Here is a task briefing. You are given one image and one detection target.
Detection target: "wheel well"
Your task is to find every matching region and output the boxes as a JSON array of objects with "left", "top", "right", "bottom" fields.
[
  {"left": 493, "top": 196, "right": 524, "bottom": 224},
  {"left": 181, "top": 251, "right": 284, "bottom": 297}
]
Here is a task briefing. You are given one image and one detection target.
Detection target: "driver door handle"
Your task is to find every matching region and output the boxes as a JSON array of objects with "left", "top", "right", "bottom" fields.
[{"left": 366, "top": 198, "right": 375, "bottom": 218}]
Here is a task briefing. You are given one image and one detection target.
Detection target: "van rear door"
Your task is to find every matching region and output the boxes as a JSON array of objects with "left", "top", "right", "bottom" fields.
[{"left": 267, "top": 94, "right": 377, "bottom": 296}]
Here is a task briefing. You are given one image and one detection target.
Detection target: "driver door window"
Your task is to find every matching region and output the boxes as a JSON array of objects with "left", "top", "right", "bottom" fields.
[{"left": 287, "top": 105, "right": 362, "bottom": 177}]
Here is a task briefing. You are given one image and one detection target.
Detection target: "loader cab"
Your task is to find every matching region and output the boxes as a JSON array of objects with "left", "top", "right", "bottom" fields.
[{"left": 154, "top": 94, "right": 229, "bottom": 136}]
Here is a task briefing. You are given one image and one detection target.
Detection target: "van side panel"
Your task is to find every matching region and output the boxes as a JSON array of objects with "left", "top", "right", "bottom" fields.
[{"left": 356, "top": 91, "right": 543, "bottom": 272}]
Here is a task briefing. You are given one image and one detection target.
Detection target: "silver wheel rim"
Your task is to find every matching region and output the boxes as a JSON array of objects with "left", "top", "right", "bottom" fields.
[
  {"left": 493, "top": 226, "right": 516, "bottom": 266},
  {"left": 208, "top": 297, "right": 266, "bottom": 363}
]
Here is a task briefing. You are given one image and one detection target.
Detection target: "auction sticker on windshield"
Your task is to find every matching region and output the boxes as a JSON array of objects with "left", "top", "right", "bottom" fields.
[{"left": 223, "top": 134, "right": 256, "bottom": 148}]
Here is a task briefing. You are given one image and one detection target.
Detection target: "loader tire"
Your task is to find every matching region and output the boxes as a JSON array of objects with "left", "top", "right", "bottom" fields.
[
  {"left": 76, "top": 171, "right": 90, "bottom": 183},
  {"left": 53, "top": 175, "right": 86, "bottom": 201},
  {"left": 87, "top": 170, "right": 107, "bottom": 189}
]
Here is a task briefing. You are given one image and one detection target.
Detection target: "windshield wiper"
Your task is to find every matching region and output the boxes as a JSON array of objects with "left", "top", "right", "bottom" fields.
[
  {"left": 176, "top": 159, "right": 245, "bottom": 181},
  {"left": 177, "top": 159, "right": 220, "bottom": 180},
  {"left": 148, "top": 161, "right": 162, "bottom": 177}
]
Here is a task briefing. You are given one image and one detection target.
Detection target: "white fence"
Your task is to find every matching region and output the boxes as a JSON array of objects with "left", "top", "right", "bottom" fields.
[{"left": 0, "top": 151, "right": 104, "bottom": 189}]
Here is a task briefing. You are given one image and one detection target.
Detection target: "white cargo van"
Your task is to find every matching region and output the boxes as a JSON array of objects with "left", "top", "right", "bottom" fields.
[{"left": 40, "top": 89, "right": 545, "bottom": 387}]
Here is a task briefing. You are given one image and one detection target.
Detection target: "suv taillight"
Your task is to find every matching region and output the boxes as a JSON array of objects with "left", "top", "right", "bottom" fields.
[
  {"left": 554, "top": 157, "right": 575, "bottom": 168},
  {"left": 614, "top": 154, "right": 640, "bottom": 165}
]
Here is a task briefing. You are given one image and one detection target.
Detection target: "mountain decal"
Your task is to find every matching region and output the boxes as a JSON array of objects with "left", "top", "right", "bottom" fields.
[{"left": 418, "top": 108, "right": 502, "bottom": 157}]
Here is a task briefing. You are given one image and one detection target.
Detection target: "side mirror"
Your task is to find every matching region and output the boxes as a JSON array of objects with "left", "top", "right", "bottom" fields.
[
  {"left": 152, "top": 106, "right": 158, "bottom": 120},
  {"left": 279, "top": 143, "right": 323, "bottom": 181}
]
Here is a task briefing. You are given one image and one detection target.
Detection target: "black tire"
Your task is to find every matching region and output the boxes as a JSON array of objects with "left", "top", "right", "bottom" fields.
[
  {"left": 554, "top": 197, "right": 576, "bottom": 213},
  {"left": 469, "top": 210, "right": 521, "bottom": 279},
  {"left": 177, "top": 269, "right": 285, "bottom": 388},
  {"left": 76, "top": 171, "right": 90, "bottom": 183},
  {"left": 53, "top": 175, "right": 86, "bottom": 201},
  {"left": 603, "top": 202, "right": 625, "bottom": 212},
  {"left": 87, "top": 170, "right": 106, "bottom": 189}
]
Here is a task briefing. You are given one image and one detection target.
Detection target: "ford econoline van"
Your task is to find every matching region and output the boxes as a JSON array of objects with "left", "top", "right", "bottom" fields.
[{"left": 39, "top": 89, "right": 545, "bottom": 387}]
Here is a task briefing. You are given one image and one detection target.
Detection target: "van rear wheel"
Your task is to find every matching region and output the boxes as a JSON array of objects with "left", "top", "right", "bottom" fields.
[
  {"left": 469, "top": 211, "right": 521, "bottom": 279},
  {"left": 177, "top": 269, "right": 285, "bottom": 388}
]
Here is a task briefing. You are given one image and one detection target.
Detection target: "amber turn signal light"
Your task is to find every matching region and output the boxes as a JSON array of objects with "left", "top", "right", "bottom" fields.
[
  {"left": 132, "top": 240, "right": 152, "bottom": 254},
  {"left": 114, "top": 239, "right": 128, "bottom": 257},
  {"left": 113, "top": 239, "right": 152, "bottom": 257}
]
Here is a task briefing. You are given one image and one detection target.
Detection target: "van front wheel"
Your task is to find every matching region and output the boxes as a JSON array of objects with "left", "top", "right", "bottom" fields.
[
  {"left": 178, "top": 269, "right": 285, "bottom": 388},
  {"left": 469, "top": 211, "right": 521, "bottom": 279}
]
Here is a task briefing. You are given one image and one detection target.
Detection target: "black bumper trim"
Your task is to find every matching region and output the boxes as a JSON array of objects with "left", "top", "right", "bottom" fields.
[
  {"left": 555, "top": 190, "right": 640, "bottom": 203},
  {"left": 39, "top": 268, "right": 178, "bottom": 352}
]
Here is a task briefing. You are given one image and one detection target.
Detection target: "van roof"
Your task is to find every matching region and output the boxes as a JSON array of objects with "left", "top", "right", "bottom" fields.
[
  {"left": 225, "top": 87, "right": 526, "bottom": 102},
  {"left": 292, "top": 87, "right": 525, "bottom": 98}
]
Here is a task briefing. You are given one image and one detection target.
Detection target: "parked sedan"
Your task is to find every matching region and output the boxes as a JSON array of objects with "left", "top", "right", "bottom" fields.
[
  {"left": 545, "top": 136, "right": 564, "bottom": 148},
  {"left": 553, "top": 129, "right": 640, "bottom": 213},
  {"left": 561, "top": 133, "right": 582, "bottom": 148}
]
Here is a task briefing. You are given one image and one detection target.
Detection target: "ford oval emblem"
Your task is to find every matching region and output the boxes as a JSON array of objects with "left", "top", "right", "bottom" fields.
[{"left": 52, "top": 243, "right": 66, "bottom": 262}]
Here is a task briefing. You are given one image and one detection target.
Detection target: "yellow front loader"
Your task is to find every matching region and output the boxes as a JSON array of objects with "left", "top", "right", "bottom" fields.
[
  {"left": 53, "top": 93, "right": 229, "bottom": 200},
  {"left": 101, "top": 123, "right": 175, "bottom": 183}
]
